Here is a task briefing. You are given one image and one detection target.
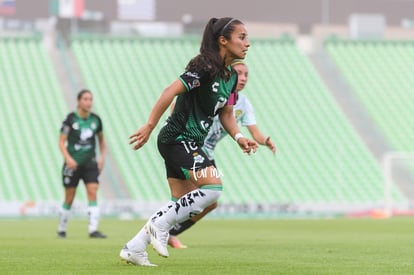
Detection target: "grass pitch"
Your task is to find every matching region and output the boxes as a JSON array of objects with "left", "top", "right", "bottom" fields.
[{"left": 1, "top": 218, "right": 414, "bottom": 274}]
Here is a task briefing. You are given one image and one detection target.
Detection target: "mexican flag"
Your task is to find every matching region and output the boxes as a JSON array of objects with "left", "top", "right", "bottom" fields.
[{"left": 50, "top": 0, "right": 84, "bottom": 18}]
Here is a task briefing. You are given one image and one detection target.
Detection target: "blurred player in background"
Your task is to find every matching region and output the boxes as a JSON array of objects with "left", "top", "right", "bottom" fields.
[
  {"left": 57, "top": 89, "right": 107, "bottom": 239},
  {"left": 120, "top": 17, "right": 256, "bottom": 266},
  {"left": 168, "top": 59, "right": 277, "bottom": 248}
]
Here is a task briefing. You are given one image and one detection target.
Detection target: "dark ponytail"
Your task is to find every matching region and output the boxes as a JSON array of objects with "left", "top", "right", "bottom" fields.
[{"left": 186, "top": 17, "right": 242, "bottom": 79}]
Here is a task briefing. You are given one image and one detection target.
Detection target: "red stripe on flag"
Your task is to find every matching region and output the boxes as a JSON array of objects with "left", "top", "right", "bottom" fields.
[
  {"left": 0, "top": 0, "right": 16, "bottom": 15},
  {"left": 74, "top": 0, "right": 84, "bottom": 18}
]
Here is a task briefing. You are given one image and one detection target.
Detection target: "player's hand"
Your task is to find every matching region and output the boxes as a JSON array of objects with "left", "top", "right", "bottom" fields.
[
  {"left": 237, "top": 137, "right": 258, "bottom": 155},
  {"left": 65, "top": 157, "right": 78, "bottom": 170},
  {"left": 129, "top": 124, "right": 153, "bottom": 150}
]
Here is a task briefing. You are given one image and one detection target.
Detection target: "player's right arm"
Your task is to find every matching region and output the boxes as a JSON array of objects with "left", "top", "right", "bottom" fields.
[
  {"left": 129, "top": 79, "right": 186, "bottom": 150},
  {"left": 59, "top": 133, "right": 77, "bottom": 170}
]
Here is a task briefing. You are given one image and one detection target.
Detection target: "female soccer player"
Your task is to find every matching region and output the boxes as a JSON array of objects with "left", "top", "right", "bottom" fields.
[
  {"left": 57, "top": 89, "right": 107, "bottom": 239},
  {"left": 168, "top": 59, "right": 276, "bottom": 248},
  {"left": 120, "top": 17, "right": 257, "bottom": 266}
]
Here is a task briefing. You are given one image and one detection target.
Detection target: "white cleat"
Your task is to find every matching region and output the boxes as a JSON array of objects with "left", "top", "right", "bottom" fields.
[
  {"left": 146, "top": 221, "right": 169, "bottom": 257},
  {"left": 119, "top": 248, "right": 157, "bottom": 266}
]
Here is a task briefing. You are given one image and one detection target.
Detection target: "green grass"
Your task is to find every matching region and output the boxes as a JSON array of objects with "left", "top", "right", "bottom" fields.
[{"left": 1, "top": 218, "right": 414, "bottom": 274}]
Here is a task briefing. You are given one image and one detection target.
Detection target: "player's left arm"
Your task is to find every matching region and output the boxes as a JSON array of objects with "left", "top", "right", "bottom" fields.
[
  {"left": 97, "top": 131, "right": 106, "bottom": 173},
  {"left": 246, "top": 124, "right": 276, "bottom": 154}
]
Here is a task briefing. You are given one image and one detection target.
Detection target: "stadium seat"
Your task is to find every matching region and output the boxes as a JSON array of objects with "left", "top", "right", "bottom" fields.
[
  {"left": 325, "top": 39, "right": 414, "bottom": 152},
  {"left": 325, "top": 39, "right": 414, "bottom": 206},
  {"left": 0, "top": 37, "right": 73, "bottom": 202},
  {"left": 71, "top": 36, "right": 406, "bottom": 210}
]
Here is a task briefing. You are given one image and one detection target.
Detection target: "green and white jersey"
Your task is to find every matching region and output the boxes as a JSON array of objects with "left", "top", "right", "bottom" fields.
[
  {"left": 60, "top": 112, "right": 103, "bottom": 166},
  {"left": 159, "top": 69, "right": 238, "bottom": 145}
]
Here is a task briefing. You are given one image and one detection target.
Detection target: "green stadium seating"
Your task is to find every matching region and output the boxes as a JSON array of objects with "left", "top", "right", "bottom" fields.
[
  {"left": 70, "top": 37, "right": 200, "bottom": 202},
  {"left": 219, "top": 38, "right": 404, "bottom": 205},
  {"left": 325, "top": 40, "right": 414, "bottom": 152},
  {"left": 71, "top": 36, "right": 406, "bottom": 208},
  {"left": 0, "top": 34, "right": 407, "bottom": 213},
  {"left": 0, "top": 37, "right": 74, "bottom": 202}
]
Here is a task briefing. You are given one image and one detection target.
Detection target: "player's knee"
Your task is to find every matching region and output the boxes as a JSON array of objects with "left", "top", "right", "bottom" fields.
[
  {"left": 199, "top": 188, "right": 221, "bottom": 208},
  {"left": 183, "top": 188, "right": 221, "bottom": 213}
]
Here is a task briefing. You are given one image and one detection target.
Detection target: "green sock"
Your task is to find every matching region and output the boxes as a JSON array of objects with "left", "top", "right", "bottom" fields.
[{"left": 88, "top": 201, "right": 97, "bottom": 207}]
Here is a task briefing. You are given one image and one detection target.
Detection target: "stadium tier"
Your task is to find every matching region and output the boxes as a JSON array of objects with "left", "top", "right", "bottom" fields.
[
  {"left": 0, "top": 36, "right": 79, "bottom": 202},
  {"left": 70, "top": 37, "right": 201, "bottom": 202},
  {"left": 221, "top": 38, "right": 404, "bottom": 206},
  {"left": 71, "top": 36, "right": 406, "bottom": 210},
  {"left": 325, "top": 39, "right": 414, "bottom": 152}
]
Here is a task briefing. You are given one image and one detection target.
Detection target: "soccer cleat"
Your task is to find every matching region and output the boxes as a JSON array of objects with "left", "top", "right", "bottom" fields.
[
  {"left": 146, "top": 221, "right": 169, "bottom": 257},
  {"left": 119, "top": 248, "right": 157, "bottom": 266},
  {"left": 89, "top": 231, "right": 107, "bottom": 238},
  {"left": 168, "top": 235, "right": 188, "bottom": 249},
  {"left": 57, "top": 231, "right": 66, "bottom": 238}
]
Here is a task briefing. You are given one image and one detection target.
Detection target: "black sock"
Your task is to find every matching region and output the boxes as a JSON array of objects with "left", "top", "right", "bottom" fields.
[{"left": 169, "top": 219, "right": 195, "bottom": 236}]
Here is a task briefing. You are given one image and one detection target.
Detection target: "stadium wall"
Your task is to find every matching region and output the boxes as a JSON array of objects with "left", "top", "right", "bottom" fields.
[{"left": 3, "top": 0, "right": 414, "bottom": 33}]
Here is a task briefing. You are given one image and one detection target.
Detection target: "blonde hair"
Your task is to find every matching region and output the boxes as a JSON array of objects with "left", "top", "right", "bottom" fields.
[{"left": 231, "top": 59, "right": 246, "bottom": 67}]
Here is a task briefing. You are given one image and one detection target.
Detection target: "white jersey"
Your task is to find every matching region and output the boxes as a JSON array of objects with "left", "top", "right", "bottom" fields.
[{"left": 202, "top": 93, "right": 256, "bottom": 160}]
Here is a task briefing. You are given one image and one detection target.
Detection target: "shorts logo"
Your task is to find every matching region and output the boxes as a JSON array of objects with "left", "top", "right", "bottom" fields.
[
  {"left": 191, "top": 153, "right": 205, "bottom": 172},
  {"left": 193, "top": 153, "right": 205, "bottom": 165},
  {"left": 63, "top": 166, "right": 74, "bottom": 177},
  {"left": 64, "top": 177, "right": 71, "bottom": 185}
]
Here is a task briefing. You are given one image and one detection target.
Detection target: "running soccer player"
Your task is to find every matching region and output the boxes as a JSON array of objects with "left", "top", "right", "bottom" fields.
[
  {"left": 168, "top": 59, "right": 276, "bottom": 248},
  {"left": 120, "top": 17, "right": 257, "bottom": 266},
  {"left": 57, "top": 89, "right": 107, "bottom": 239}
]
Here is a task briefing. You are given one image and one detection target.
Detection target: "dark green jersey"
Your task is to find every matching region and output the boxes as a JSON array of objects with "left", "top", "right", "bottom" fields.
[
  {"left": 159, "top": 69, "right": 237, "bottom": 145},
  {"left": 60, "top": 112, "right": 103, "bottom": 165}
]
